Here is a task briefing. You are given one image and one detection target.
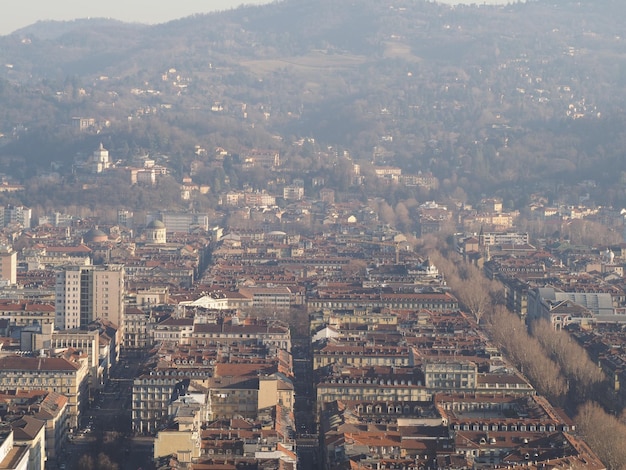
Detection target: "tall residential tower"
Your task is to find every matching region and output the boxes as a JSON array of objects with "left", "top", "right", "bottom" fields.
[{"left": 55, "top": 265, "right": 125, "bottom": 331}]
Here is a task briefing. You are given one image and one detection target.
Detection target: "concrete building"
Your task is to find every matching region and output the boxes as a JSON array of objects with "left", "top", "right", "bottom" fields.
[
  {"left": 124, "top": 307, "right": 153, "bottom": 351},
  {"left": 238, "top": 286, "right": 292, "bottom": 311},
  {"left": 145, "top": 212, "right": 210, "bottom": 234},
  {"left": 243, "top": 150, "right": 280, "bottom": 168},
  {"left": 480, "top": 231, "right": 530, "bottom": 246},
  {"left": 283, "top": 185, "right": 304, "bottom": 201},
  {"left": 117, "top": 209, "right": 134, "bottom": 228},
  {"left": 133, "top": 375, "right": 210, "bottom": 434},
  {"left": 163, "top": 212, "right": 209, "bottom": 233},
  {"left": 2, "top": 206, "right": 31, "bottom": 229},
  {"left": 72, "top": 117, "right": 95, "bottom": 131},
  {"left": 0, "top": 247, "right": 16, "bottom": 286},
  {"left": 54, "top": 265, "right": 125, "bottom": 332}
]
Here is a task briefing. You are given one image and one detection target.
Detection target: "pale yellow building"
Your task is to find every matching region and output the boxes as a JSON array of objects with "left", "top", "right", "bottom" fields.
[
  {"left": 51, "top": 329, "right": 102, "bottom": 391},
  {"left": 54, "top": 265, "right": 125, "bottom": 334},
  {"left": 34, "top": 392, "right": 69, "bottom": 464},
  {"left": 153, "top": 428, "right": 200, "bottom": 463},
  {"left": 0, "top": 301, "right": 55, "bottom": 329},
  {"left": 0, "top": 356, "right": 89, "bottom": 428},
  {"left": 12, "top": 416, "right": 46, "bottom": 470},
  {"left": 258, "top": 373, "right": 294, "bottom": 411},
  {"left": 153, "top": 395, "right": 204, "bottom": 462},
  {"left": 0, "top": 246, "right": 16, "bottom": 286}
]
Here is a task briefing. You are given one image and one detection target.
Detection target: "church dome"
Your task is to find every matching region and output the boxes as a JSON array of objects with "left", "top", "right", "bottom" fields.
[
  {"left": 146, "top": 219, "right": 166, "bottom": 229},
  {"left": 145, "top": 219, "right": 166, "bottom": 244},
  {"left": 84, "top": 227, "right": 108, "bottom": 243}
]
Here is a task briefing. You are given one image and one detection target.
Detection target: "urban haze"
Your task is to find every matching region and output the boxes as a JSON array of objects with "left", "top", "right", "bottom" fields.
[{"left": 0, "top": 0, "right": 624, "bottom": 469}]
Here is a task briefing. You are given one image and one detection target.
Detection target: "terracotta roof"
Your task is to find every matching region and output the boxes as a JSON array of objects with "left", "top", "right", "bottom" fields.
[
  {"left": 0, "top": 356, "right": 80, "bottom": 372},
  {"left": 0, "top": 301, "right": 55, "bottom": 312}
]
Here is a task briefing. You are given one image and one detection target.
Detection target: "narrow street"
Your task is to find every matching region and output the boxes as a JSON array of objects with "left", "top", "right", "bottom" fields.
[
  {"left": 64, "top": 356, "right": 154, "bottom": 470},
  {"left": 292, "top": 339, "right": 320, "bottom": 470}
]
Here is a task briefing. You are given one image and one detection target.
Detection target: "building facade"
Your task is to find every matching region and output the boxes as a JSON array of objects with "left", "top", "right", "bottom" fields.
[
  {"left": 0, "top": 356, "right": 89, "bottom": 428},
  {"left": 54, "top": 265, "right": 125, "bottom": 332},
  {"left": 0, "top": 247, "right": 16, "bottom": 285}
]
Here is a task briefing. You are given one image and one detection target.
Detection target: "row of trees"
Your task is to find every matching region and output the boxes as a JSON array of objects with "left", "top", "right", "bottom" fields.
[
  {"left": 428, "top": 250, "right": 500, "bottom": 324},
  {"left": 429, "top": 247, "right": 626, "bottom": 468},
  {"left": 575, "top": 402, "right": 626, "bottom": 470},
  {"left": 487, "top": 306, "right": 569, "bottom": 405},
  {"left": 530, "top": 318, "right": 605, "bottom": 403}
]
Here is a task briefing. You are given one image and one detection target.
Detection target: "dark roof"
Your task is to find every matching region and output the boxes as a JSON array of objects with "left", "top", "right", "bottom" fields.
[{"left": 0, "top": 356, "right": 80, "bottom": 372}]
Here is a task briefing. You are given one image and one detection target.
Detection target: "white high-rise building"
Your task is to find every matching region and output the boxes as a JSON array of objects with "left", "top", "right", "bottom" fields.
[
  {"left": 2, "top": 205, "right": 31, "bottom": 228},
  {"left": 117, "top": 209, "right": 134, "bottom": 228},
  {"left": 55, "top": 265, "right": 125, "bottom": 331}
]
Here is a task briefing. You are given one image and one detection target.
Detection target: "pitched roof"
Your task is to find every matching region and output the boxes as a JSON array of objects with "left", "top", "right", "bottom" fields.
[
  {"left": 0, "top": 356, "right": 80, "bottom": 372},
  {"left": 12, "top": 416, "right": 45, "bottom": 440}
]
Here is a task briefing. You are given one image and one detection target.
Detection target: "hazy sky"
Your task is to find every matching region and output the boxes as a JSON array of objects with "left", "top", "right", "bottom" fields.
[
  {"left": 0, "top": 0, "right": 520, "bottom": 36},
  {"left": 0, "top": 0, "right": 274, "bottom": 36}
]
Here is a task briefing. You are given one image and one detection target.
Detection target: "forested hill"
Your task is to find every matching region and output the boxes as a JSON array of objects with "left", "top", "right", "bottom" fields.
[{"left": 1, "top": 0, "right": 626, "bottom": 207}]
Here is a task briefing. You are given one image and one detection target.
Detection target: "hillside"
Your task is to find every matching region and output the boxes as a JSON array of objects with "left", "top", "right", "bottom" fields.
[{"left": 1, "top": 0, "right": 626, "bottom": 207}]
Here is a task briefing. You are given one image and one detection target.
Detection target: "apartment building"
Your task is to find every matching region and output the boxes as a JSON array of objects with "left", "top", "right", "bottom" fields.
[
  {"left": 0, "top": 356, "right": 89, "bottom": 428},
  {"left": 208, "top": 376, "right": 259, "bottom": 420},
  {"left": 480, "top": 231, "right": 529, "bottom": 246},
  {"left": 307, "top": 291, "right": 458, "bottom": 312},
  {"left": 0, "top": 247, "right": 16, "bottom": 285},
  {"left": 2, "top": 205, "right": 31, "bottom": 228},
  {"left": 316, "top": 369, "right": 430, "bottom": 412},
  {"left": 423, "top": 360, "right": 477, "bottom": 391},
  {"left": 50, "top": 329, "right": 103, "bottom": 390},
  {"left": 54, "top": 265, "right": 125, "bottom": 332},
  {"left": 258, "top": 373, "right": 294, "bottom": 411},
  {"left": 0, "top": 390, "right": 69, "bottom": 465},
  {"left": 0, "top": 428, "right": 29, "bottom": 470},
  {"left": 12, "top": 416, "right": 46, "bottom": 470},
  {"left": 133, "top": 374, "right": 190, "bottom": 434},
  {"left": 124, "top": 307, "right": 153, "bottom": 351},
  {"left": 188, "top": 318, "right": 291, "bottom": 351},
  {"left": 242, "top": 150, "right": 280, "bottom": 168},
  {"left": 0, "top": 301, "right": 55, "bottom": 329},
  {"left": 238, "top": 286, "right": 292, "bottom": 311},
  {"left": 283, "top": 185, "right": 304, "bottom": 201},
  {"left": 314, "top": 342, "right": 411, "bottom": 370}
]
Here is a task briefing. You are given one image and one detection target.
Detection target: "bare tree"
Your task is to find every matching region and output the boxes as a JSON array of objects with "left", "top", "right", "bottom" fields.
[
  {"left": 486, "top": 306, "right": 568, "bottom": 404},
  {"left": 576, "top": 401, "right": 626, "bottom": 470},
  {"left": 77, "top": 455, "right": 95, "bottom": 470},
  {"left": 530, "top": 319, "right": 605, "bottom": 403}
]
